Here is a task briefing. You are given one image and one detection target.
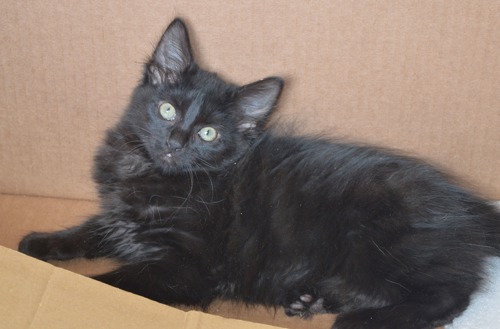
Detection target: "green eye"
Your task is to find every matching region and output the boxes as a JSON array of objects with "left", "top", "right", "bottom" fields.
[
  {"left": 159, "top": 102, "right": 176, "bottom": 121},
  {"left": 198, "top": 127, "right": 218, "bottom": 142}
]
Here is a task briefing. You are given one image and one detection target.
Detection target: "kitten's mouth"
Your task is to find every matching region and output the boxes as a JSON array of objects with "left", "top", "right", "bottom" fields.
[{"left": 161, "top": 152, "right": 175, "bottom": 164}]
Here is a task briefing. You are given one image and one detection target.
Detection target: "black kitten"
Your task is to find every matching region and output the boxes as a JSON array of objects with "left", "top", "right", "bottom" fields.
[{"left": 19, "top": 18, "right": 500, "bottom": 329}]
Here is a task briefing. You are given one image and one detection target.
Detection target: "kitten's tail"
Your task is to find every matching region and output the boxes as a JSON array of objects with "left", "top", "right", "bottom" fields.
[{"left": 486, "top": 201, "right": 500, "bottom": 256}]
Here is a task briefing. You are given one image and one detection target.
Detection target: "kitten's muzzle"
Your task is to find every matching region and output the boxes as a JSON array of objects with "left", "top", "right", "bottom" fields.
[
  {"left": 161, "top": 143, "right": 184, "bottom": 164},
  {"left": 162, "top": 151, "right": 176, "bottom": 164}
]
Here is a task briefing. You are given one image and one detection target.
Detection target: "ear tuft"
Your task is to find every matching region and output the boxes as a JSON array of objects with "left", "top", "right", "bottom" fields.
[
  {"left": 147, "top": 18, "right": 194, "bottom": 85},
  {"left": 236, "top": 77, "right": 284, "bottom": 133}
]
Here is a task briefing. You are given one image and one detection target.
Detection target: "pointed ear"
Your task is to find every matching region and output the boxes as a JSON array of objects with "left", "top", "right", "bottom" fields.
[
  {"left": 235, "top": 77, "right": 284, "bottom": 133},
  {"left": 147, "top": 18, "right": 194, "bottom": 85}
]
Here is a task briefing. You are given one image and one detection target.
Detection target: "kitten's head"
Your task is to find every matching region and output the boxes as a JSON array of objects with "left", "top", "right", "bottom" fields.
[{"left": 123, "top": 18, "right": 283, "bottom": 174}]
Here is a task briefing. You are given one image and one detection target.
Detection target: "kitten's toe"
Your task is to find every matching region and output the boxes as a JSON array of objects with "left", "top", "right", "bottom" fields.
[
  {"left": 287, "top": 295, "right": 311, "bottom": 314},
  {"left": 285, "top": 293, "right": 325, "bottom": 317}
]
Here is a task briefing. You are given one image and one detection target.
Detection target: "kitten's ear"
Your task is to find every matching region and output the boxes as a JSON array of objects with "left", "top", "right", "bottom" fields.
[
  {"left": 235, "top": 77, "right": 284, "bottom": 133},
  {"left": 146, "top": 18, "right": 194, "bottom": 85}
]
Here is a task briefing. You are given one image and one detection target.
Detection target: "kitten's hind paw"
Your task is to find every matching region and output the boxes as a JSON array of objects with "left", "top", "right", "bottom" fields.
[{"left": 284, "top": 293, "right": 326, "bottom": 318}]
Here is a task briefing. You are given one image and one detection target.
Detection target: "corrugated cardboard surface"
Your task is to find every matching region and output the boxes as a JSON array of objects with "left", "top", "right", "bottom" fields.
[
  {"left": 0, "top": 0, "right": 499, "bottom": 200},
  {"left": 1, "top": 245, "right": 291, "bottom": 329}
]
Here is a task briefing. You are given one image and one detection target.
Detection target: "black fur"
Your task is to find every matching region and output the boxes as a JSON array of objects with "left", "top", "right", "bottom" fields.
[{"left": 19, "top": 18, "right": 500, "bottom": 329}]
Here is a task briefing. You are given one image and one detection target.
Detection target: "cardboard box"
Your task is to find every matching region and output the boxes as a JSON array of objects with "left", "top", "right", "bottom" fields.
[
  {"left": 0, "top": 245, "right": 287, "bottom": 329},
  {"left": 1, "top": 0, "right": 498, "bottom": 201},
  {"left": 0, "top": 1, "right": 498, "bottom": 328}
]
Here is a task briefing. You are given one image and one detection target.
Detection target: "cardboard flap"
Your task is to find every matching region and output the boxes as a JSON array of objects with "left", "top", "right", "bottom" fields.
[{"left": 0, "top": 246, "right": 285, "bottom": 329}]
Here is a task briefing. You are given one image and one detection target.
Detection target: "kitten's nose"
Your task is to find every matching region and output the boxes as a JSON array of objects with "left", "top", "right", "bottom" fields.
[
  {"left": 167, "top": 137, "right": 184, "bottom": 152},
  {"left": 168, "top": 130, "right": 188, "bottom": 153}
]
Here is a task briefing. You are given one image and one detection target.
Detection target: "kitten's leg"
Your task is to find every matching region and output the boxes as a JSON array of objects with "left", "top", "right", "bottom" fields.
[
  {"left": 92, "top": 258, "right": 215, "bottom": 307},
  {"left": 20, "top": 215, "right": 215, "bottom": 307},
  {"left": 18, "top": 214, "right": 146, "bottom": 262},
  {"left": 332, "top": 285, "right": 472, "bottom": 329},
  {"left": 18, "top": 215, "right": 105, "bottom": 261}
]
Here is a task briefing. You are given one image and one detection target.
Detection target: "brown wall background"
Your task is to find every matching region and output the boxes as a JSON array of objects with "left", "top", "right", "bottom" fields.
[{"left": 1, "top": 0, "right": 499, "bottom": 200}]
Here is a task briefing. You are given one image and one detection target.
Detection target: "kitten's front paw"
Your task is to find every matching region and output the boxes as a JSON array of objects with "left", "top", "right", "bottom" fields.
[
  {"left": 18, "top": 232, "right": 60, "bottom": 261},
  {"left": 285, "top": 293, "right": 325, "bottom": 318}
]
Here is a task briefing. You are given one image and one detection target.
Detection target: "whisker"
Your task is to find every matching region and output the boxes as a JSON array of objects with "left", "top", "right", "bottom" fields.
[
  {"left": 196, "top": 158, "right": 218, "bottom": 170},
  {"left": 138, "top": 127, "right": 164, "bottom": 142},
  {"left": 167, "top": 170, "right": 195, "bottom": 221},
  {"left": 200, "top": 165, "right": 215, "bottom": 202}
]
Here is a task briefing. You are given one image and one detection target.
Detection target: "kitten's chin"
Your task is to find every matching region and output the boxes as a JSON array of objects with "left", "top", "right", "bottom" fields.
[
  {"left": 155, "top": 152, "right": 194, "bottom": 175},
  {"left": 157, "top": 162, "right": 184, "bottom": 175},
  {"left": 154, "top": 150, "right": 222, "bottom": 174},
  {"left": 154, "top": 152, "right": 182, "bottom": 174}
]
